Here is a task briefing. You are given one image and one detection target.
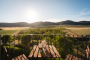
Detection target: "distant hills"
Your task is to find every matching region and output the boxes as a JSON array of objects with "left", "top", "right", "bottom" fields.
[
  {"left": 0, "top": 20, "right": 90, "bottom": 27},
  {"left": 58, "top": 20, "right": 90, "bottom": 25}
]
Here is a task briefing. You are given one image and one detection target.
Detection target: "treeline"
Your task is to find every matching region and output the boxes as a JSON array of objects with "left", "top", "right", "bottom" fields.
[{"left": 0, "top": 20, "right": 90, "bottom": 27}]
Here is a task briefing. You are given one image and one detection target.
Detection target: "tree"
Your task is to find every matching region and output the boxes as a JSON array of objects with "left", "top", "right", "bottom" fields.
[
  {"left": 0, "top": 28, "right": 2, "bottom": 30},
  {"left": 21, "top": 35, "right": 31, "bottom": 49},
  {"left": 56, "top": 35, "right": 73, "bottom": 59},
  {"left": 43, "top": 35, "right": 73, "bottom": 59},
  {"left": 2, "top": 35, "right": 10, "bottom": 45}
]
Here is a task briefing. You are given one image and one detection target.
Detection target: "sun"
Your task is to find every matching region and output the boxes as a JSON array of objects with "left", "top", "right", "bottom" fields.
[
  {"left": 25, "top": 10, "right": 38, "bottom": 20},
  {"left": 27, "top": 11, "right": 37, "bottom": 19},
  {"left": 24, "top": 9, "right": 40, "bottom": 23}
]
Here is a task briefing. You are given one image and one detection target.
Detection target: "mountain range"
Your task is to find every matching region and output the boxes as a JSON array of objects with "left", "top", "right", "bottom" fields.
[{"left": 0, "top": 20, "right": 90, "bottom": 27}]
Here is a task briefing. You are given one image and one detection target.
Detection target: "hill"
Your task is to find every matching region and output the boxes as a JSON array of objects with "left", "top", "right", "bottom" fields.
[
  {"left": 0, "top": 20, "right": 90, "bottom": 27},
  {"left": 58, "top": 20, "right": 90, "bottom": 25}
]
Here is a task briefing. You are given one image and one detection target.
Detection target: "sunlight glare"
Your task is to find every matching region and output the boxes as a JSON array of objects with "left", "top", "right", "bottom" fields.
[{"left": 25, "top": 10, "right": 39, "bottom": 23}]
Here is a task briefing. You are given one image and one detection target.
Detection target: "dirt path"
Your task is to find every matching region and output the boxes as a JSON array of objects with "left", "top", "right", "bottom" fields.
[
  {"left": 12, "top": 30, "right": 20, "bottom": 35},
  {"left": 63, "top": 29, "right": 77, "bottom": 37}
]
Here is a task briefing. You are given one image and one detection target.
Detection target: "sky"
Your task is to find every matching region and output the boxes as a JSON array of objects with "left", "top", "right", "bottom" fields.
[{"left": 0, "top": 0, "right": 90, "bottom": 23}]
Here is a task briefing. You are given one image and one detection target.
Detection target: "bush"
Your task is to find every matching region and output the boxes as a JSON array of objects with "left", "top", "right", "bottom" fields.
[
  {"left": 0, "top": 28, "right": 2, "bottom": 30},
  {"left": 56, "top": 35, "right": 73, "bottom": 58},
  {"left": 43, "top": 35, "right": 73, "bottom": 59},
  {"left": 1, "top": 35, "right": 14, "bottom": 45},
  {"left": 2, "top": 35, "right": 10, "bottom": 45},
  {"left": 21, "top": 35, "right": 31, "bottom": 49}
]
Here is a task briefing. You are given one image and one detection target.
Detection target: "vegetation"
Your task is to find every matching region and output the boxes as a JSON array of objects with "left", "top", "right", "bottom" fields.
[
  {"left": 0, "top": 30, "right": 18, "bottom": 34},
  {"left": 21, "top": 35, "right": 31, "bottom": 49},
  {"left": 1, "top": 35, "right": 10, "bottom": 45},
  {"left": 18, "top": 28, "right": 74, "bottom": 59},
  {"left": 68, "top": 29, "right": 90, "bottom": 35},
  {"left": 0, "top": 28, "right": 2, "bottom": 30},
  {"left": 19, "top": 28, "right": 66, "bottom": 34},
  {"left": 1, "top": 27, "right": 90, "bottom": 60},
  {"left": 1, "top": 35, "right": 14, "bottom": 45}
]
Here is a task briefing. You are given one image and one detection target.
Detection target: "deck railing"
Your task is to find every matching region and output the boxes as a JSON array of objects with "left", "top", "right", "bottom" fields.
[{"left": 0, "top": 34, "right": 90, "bottom": 60}]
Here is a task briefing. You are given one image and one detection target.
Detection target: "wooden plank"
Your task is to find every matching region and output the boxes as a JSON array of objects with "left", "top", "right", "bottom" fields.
[
  {"left": 12, "top": 57, "right": 18, "bottom": 60},
  {"left": 52, "top": 45, "right": 61, "bottom": 58},
  {"left": 69, "top": 57, "right": 71, "bottom": 60},
  {"left": 69, "top": 55, "right": 72, "bottom": 60},
  {"left": 65, "top": 58, "right": 68, "bottom": 60},
  {"left": 67, "top": 54, "right": 70, "bottom": 58},
  {"left": 65, "top": 54, "right": 70, "bottom": 60},
  {"left": 49, "top": 45, "right": 58, "bottom": 58},
  {"left": 17, "top": 56, "right": 20, "bottom": 60},
  {"left": 43, "top": 47, "right": 48, "bottom": 58},
  {"left": 46, "top": 45, "right": 51, "bottom": 57},
  {"left": 72, "top": 59, "right": 74, "bottom": 60},
  {"left": 21, "top": 57, "right": 25, "bottom": 60},
  {"left": 49, "top": 45, "right": 56, "bottom": 58},
  {"left": 22, "top": 54, "right": 28, "bottom": 60},
  {"left": 75, "top": 57, "right": 78, "bottom": 60},
  {"left": 72, "top": 56, "right": 75, "bottom": 59},
  {"left": 20, "top": 55, "right": 25, "bottom": 60},
  {"left": 4, "top": 46, "right": 7, "bottom": 53},
  {"left": 79, "top": 58, "right": 81, "bottom": 60},
  {"left": 28, "top": 45, "right": 37, "bottom": 58},
  {"left": 38, "top": 51, "right": 42, "bottom": 57},
  {"left": 43, "top": 49, "right": 46, "bottom": 57},
  {"left": 34, "top": 46, "right": 39, "bottom": 57}
]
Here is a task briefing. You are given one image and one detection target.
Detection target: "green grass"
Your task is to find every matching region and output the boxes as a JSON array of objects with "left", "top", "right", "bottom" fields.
[
  {"left": 68, "top": 29, "right": 90, "bottom": 35},
  {"left": 0, "top": 30, "right": 18, "bottom": 34}
]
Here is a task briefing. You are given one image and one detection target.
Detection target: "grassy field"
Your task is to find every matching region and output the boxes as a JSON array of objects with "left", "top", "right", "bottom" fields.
[
  {"left": 0, "top": 26, "right": 90, "bottom": 35},
  {"left": 0, "top": 27, "right": 30, "bottom": 34},
  {"left": 0, "top": 27, "right": 30, "bottom": 30},
  {"left": 0, "top": 30, "right": 18, "bottom": 34},
  {"left": 59, "top": 25, "right": 90, "bottom": 35},
  {"left": 37, "top": 25, "right": 90, "bottom": 35},
  {"left": 68, "top": 29, "right": 90, "bottom": 35}
]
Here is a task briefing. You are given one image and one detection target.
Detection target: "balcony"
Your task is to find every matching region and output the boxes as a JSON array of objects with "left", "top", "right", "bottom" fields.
[{"left": 0, "top": 34, "right": 90, "bottom": 60}]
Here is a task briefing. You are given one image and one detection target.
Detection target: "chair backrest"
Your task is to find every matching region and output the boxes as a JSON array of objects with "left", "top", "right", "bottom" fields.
[{"left": 4, "top": 46, "right": 9, "bottom": 59}]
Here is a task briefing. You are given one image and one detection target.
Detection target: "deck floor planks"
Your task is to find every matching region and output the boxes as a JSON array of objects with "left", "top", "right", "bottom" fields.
[
  {"left": 20, "top": 55, "right": 25, "bottom": 60},
  {"left": 17, "top": 56, "right": 20, "bottom": 60},
  {"left": 49, "top": 45, "right": 56, "bottom": 58},
  {"left": 28, "top": 45, "right": 37, "bottom": 58},
  {"left": 37, "top": 45, "right": 42, "bottom": 58},
  {"left": 46, "top": 45, "right": 51, "bottom": 57},
  {"left": 43, "top": 48, "right": 47, "bottom": 57},
  {"left": 52, "top": 45, "right": 61, "bottom": 58},
  {"left": 22, "top": 54, "right": 29, "bottom": 60},
  {"left": 34, "top": 46, "right": 39, "bottom": 57}
]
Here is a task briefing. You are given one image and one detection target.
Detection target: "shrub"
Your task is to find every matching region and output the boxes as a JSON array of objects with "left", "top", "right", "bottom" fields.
[
  {"left": 0, "top": 28, "right": 2, "bottom": 30},
  {"left": 2, "top": 35, "right": 10, "bottom": 45},
  {"left": 21, "top": 35, "right": 31, "bottom": 49}
]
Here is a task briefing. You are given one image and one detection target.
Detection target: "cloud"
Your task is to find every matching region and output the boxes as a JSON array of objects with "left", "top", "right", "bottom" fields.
[{"left": 73, "top": 8, "right": 90, "bottom": 21}]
